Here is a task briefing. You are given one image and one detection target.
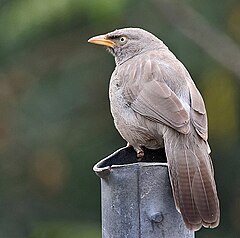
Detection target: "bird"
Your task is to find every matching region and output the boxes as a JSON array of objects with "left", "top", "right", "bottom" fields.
[{"left": 88, "top": 28, "right": 220, "bottom": 231}]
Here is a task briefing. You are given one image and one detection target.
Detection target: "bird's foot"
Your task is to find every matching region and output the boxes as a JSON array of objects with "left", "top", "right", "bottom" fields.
[
  {"left": 126, "top": 143, "right": 144, "bottom": 161},
  {"left": 136, "top": 147, "right": 144, "bottom": 161}
]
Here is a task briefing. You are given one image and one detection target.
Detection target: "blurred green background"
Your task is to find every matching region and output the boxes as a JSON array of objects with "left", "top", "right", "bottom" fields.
[{"left": 0, "top": 0, "right": 239, "bottom": 237}]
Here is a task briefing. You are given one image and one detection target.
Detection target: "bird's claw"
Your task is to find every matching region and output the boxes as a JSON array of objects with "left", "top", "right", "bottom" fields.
[{"left": 136, "top": 149, "right": 144, "bottom": 161}]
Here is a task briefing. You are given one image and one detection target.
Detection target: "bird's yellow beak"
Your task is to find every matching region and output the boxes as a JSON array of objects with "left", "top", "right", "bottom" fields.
[{"left": 88, "top": 34, "right": 116, "bottom": 48}]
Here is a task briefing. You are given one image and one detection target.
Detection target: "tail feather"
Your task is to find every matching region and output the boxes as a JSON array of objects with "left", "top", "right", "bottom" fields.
[
  {"left": 164, "top": 128, "right": 220, "bottom": 231},
  {"left": 192, "top": 153, "right": 219, "bottom": 227}
]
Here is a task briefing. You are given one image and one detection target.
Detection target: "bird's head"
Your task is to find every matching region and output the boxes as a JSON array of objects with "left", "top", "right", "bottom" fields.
[{"left": 88, "top": 28, "right": 166, "bottom": 65}]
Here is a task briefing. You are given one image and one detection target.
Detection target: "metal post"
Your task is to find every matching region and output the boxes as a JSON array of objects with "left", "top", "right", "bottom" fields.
[{"left": 93, "top": 147, "right": 194, "bottom": 238}]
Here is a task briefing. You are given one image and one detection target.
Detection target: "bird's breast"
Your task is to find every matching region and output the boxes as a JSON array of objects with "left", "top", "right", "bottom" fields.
[
  {"left": 109, "top": 70, "right": 163, "bottom": 149},
  {"left": 109, "top": 73, "right": 135, "bottom": 128}
]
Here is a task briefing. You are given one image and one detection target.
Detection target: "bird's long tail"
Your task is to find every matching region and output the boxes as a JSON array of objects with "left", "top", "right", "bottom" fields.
[{"left": 163, "top": 128, "right": 220, "bottom": 231}]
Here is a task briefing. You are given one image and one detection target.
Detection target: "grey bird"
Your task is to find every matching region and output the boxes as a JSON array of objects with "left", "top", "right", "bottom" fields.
[{"left": 88, "top": 28, "right": 220, "bottom": 231}]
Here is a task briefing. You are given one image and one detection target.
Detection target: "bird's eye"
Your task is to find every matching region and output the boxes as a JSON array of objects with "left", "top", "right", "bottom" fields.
[{"left": 119, "top": 37, "right": 127, "bottom": 43}]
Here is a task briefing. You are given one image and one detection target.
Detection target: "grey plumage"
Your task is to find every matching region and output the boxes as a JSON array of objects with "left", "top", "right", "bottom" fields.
[{"left": 88, "top": 28, "right": 220, "bottom": 231}]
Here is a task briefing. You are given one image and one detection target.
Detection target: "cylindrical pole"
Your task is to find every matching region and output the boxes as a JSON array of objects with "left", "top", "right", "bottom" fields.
[{"left": 93, "top": 147, "right": 194, "bottom": 238}]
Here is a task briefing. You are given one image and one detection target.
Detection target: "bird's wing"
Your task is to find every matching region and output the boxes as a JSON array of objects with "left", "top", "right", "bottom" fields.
[
  {"left": 121, "top": 56, "right": 190, "bottom": 134},
  {"left": 188, "top": 81, "right": 208, "bottom": 140}
]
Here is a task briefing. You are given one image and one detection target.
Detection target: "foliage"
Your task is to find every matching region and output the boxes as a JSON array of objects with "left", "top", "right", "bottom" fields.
[{"left": 30, "top": 222, "right": 101, "bottom": 238}]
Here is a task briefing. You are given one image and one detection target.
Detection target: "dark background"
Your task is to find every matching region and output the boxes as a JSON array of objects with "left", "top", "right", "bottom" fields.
[{"left": 0, "top": 0, "right": 239, "bottom": 237}]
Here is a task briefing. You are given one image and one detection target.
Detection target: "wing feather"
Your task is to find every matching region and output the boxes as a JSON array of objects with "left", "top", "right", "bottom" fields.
[
  {"left": 188, "top": 82, "right": 208, "bottom": 140},
  {"left": 121, "top": 57, "right": 190, "bottom": 134}
]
